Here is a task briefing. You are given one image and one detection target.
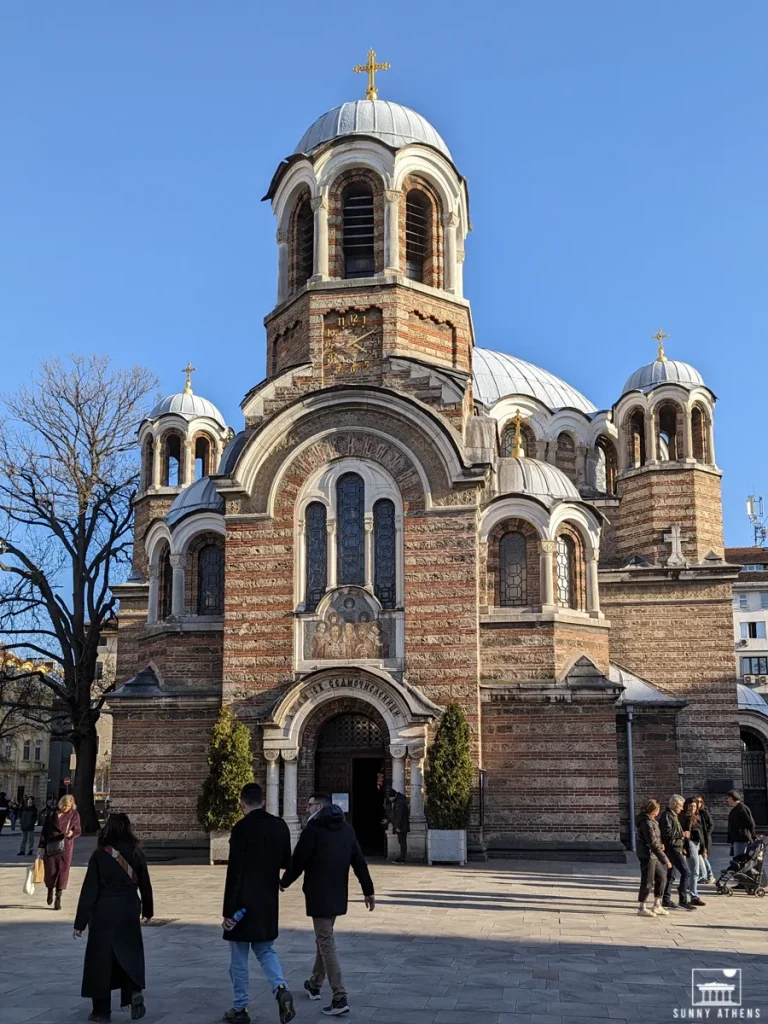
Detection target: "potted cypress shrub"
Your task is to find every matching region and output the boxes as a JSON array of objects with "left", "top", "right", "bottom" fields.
[
  {"left": 197, "top": 706, "right": 254, "bottom": 864},
  {"left": 424, "top": 701, "right": 473, "bottom": 865}
]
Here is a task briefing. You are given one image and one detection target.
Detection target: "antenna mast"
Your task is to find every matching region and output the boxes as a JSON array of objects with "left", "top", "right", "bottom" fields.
[{"left": 746, "top": 495, "right": 768, "bottom": 547}]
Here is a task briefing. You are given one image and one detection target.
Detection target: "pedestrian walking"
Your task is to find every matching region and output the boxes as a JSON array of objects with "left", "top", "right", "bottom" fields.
[
  {"left": 9, "top": 799, "right": 19, "bottom": 830},
  {"left": 221, "top": 782, "right": 295, "bottom": 1024},
  {"left": 635, "top": 799, "right": 672, "bottom": 917},
  {"left": 680, "top": 797, "right": 706, "bottom": 906},
  {"left": 38, "top": 794, "right": 81, "bottom": 910},
  {"left": 281, "top": 792, "right": 375, "bottom": 1018},
  {"left": 0, "top": 792, "right": 9, "bottom": 834},
  {"left": 17, "top": 797, "right": 38, "bottom": 856},
  {"left": 73, "top": 813, "right": 153, "bottom": 1023},
  {"left": 38, "top": 794, "right": 56, "bottom": 825},
  {"left": 726, "top": 790, "right": 756, "bottom": 857},
  {"left": 383, "top": 788, "right": 410, "bottom": 864},
  {"left": 659, "top": 794, "right": 695, "bottom": 910},
  {"left": 695, "top": 796, "right": 716, "bottom": 884}
]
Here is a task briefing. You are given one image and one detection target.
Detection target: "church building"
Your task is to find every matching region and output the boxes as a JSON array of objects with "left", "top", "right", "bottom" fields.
[{"left": 109, "top": 57, "right": 743, "bottom": 860}]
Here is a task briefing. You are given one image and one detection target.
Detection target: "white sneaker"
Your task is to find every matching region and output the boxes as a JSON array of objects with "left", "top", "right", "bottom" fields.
[
  {"left": 637, "top": 905, "right": 655, "bottom": 916},
  {"left": 651, "top": 902, "right": 670, "bottom": 916}
]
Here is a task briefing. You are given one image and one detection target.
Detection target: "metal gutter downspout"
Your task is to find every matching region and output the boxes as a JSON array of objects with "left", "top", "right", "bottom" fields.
[{"left": 626, "top": 704, "right": 636, "bottom": 852}]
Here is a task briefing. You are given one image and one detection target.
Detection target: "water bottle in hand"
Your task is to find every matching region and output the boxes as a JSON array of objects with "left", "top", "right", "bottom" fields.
[{"left": 224, "top": 908, "right": 246, "bottom": 932}]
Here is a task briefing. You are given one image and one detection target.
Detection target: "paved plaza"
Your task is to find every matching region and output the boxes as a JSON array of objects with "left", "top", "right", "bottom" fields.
[{"left": 1, "top": 834, "right": 766, "bottom": 1024}]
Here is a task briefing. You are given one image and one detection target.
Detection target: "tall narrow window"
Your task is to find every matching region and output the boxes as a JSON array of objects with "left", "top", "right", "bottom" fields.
[
  {"left": 194, "top": 436, "right": 211, "bottom": 480},
  {"left": 373, "top": 499, "right": 397, "bottom": 609},
  {"left": 295, "top": 198, "right": 314, "bottom": 287},
  {"left": 343, "top": 184, "right": 375, "bottom": 278},
  {"left": 336, "top": 473, "right": 365, "bottom": 584},
  {"left": 164, "top": 434, "right": 181, "bottom": 487},
  {"left": 556, "top": 536, "right": 576, "bottom": 609},
  {"left": 142, "top": 436, "right": 154, "bottom": 490},
  {"left": 305, "top": 502, "right": 328, "bottom": 612},
  {"left": 405, "top": 190, "right": 430, "bottom": 282},
  {"left": 555, "top": 432, "right": 577, "bottom": 483},
  {"left": 499, "top": 532, "right": 527, "bottom": 607},
  {"left": 657, "top": 403, "right": 680, "bottom": 461},
  {"left": 691, "top": 406, "right": 708, "bottom": 463},
  {"left": 628, "top": 411, "right": 646, "bottom": 468},
  {"left": 197, "top": 544, "right": 224, "bottom": 615},
  {"left": 501, "top": 422, "right": 536, "bottom": 458},
  {"left": 595, "top": 436, "right": 618, "bottom": 495},
  {"left": 159, "top": 548, "right": 173, "bottom": 620}
]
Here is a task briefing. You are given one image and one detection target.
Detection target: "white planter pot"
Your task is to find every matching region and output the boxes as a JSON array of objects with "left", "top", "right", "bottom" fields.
[
  {"left": 209, "top": 830, "right": 230, "bottom": 865},
  {"left": 426, "top": 829, "right": 467, "bottom": 866}
]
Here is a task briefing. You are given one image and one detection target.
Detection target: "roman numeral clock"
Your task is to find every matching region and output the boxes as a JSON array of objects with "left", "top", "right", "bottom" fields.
[{"left": 322, "top": 308, "right": 383, "bottom": 382}]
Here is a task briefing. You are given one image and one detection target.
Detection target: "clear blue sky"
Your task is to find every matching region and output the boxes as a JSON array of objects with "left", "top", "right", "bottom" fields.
[{"left": 1, "top": 3, "right": 766, "bottom": 545}]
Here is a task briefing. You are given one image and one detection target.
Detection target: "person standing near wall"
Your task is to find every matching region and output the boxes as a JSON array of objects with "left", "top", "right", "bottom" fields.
[
  {"left": 660, "top": 794, "right": 695, "bottom": 911},
  {"left": 726, "top": 790, "right": 756, "bottom": 857},
  {"left": 0, "top": 792, "right": 9, "bottom": 834},
  {"left": 635, "top": 799, "right": 672, "bottom": 917},
  {"left": 680, "top": 797, "right": 706, "bottom": 907},
  {"left": 384, "top": 788, "right": 410, "bottom": 864},
  {"left": 17, "top": 797, "right": 38, "bottom": 856}
]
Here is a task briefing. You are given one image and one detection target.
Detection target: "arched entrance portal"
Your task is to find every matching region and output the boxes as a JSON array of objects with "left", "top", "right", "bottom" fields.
[
  {"left": 741, "top": 727, "right": 768, "bottom": 828},
  {"left": 315, "top": 711, "right": 388, "bottom": 856}
]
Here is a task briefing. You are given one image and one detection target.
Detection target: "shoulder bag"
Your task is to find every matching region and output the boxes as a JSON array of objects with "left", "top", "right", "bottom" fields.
[{"left": 104, "top": 845, "right": 138, "bottom": 884}]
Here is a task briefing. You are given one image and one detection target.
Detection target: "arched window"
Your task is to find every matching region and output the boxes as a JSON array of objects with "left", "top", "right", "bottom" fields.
[
  {"left": 142, "top": 436, "right": 154, "bottom": 491},
  {"left": 499, "top": 532, "right": 527, "bottom": 607},
  {"left": 336, "top": 473, "right": 365, "bottom": 584},
  {"left": 657, "top": 403, "right": 680, "bottom": 461},
  {"left": 373, "top": 499, "right": 396, "bottom": 609},
  {"left": 295, "top": 197, "right": 314, "bottom": 288},
  {"left": 163, "top": 434, "right": 181, "bottom": 487},
  {"left": 305, "top": 502, "right": 327, "bottom": 612},
  {"left": 556, "top": 536, "right": 576, "bottom": 609},
  {"left": 595, "top": 436, "right": 618, "bottom": 495},
  {"left": 500, "top": 422, "right": 536, "bottom": 458},
  {"left": 159, "top": 547, "right": 173, "bottom": 620},
  {"left": 692, "top": 406, "right": 709, "bottom": 463},
  {"left": 342, "top": 184, "right": 375, "bottom": 279},
  {"left": 555, "top": 432, "right": 578, "bottom": 483},
  {"left": 628, "top": 410, "right": 646, "bottom": 468},
  {"left": 197, "top": 543, "right": 224, "bottom": 615},
  {"left": 194, "top": 436, "right": 211, "bottom": 480},
  {"left": 405, "top": 190, "right": 430, "bottom": 282}
]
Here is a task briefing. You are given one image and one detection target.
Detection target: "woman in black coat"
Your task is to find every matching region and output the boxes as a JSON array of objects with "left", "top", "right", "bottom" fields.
[
  {"left": 74, "top": 813, "right": 153, "bottom": 1024},
  {"left": 696, "top": 796, "right": 716, "bottom": 884},
  {"left": 635, "top": 799, "right": 672, "bottom": 916}
]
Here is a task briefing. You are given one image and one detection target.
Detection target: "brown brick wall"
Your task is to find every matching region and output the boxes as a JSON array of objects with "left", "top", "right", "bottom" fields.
[
  {"left": 136, "top": 627, "right": 224, "bottom": 690},
  {"left": 616, "top": 708, "right": 681, "bottom": 845},
  {"left": 480, "top": 619, "right": 610, "bottom": 682}
]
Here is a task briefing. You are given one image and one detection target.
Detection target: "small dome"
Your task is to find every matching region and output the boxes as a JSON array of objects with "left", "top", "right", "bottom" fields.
[
  {"left": 737, "top": 683, "right": 768, "bottom": 715},
  {"left": 473, "top": 348, "right": 597, "bottom": 414},
  {"left": 166, "top": 476, "right": 224, "bottom": 528},
  {"left": 149, "top": 391, "right": 226, "bottom": 427},
  {"left": 294, "top": 100, "right": 451, "bottom": 160},
  {"left": 501, "top": 456, "right": 580, "bottom": 503},
  {"left": 622, "top": 358, "right": 705, "bottom": 396}
]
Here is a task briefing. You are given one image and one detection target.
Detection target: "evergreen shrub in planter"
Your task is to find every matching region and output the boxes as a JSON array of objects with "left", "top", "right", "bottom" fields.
[
  {"left": 424, "top": 702, "right": 472, "bottom": 865},
  {"left": 197, "top": 706, "right": 254, "bottom": 863}
]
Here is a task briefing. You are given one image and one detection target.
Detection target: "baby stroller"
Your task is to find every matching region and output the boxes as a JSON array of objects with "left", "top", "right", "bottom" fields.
[{"left": 716, "top": 836, "right": 767, "bottom": 897}]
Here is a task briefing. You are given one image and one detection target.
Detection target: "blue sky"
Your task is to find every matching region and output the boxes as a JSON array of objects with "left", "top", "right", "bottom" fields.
[{"left": 1, "top": 3, "right": 766, "bottom": 545}]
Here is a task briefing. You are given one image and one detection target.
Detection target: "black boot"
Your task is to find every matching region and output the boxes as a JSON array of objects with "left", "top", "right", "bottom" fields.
[
  {"left": 53, "top": 889, "right": 62, "bottom": 911},
  {"left": 46, "top": 888, "right": 54, "bottom": 906}
]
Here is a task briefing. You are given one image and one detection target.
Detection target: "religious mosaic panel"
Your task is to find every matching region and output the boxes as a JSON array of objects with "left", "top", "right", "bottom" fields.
[{"left": 302, "top": 586, "right": 396, "bottom": 662}]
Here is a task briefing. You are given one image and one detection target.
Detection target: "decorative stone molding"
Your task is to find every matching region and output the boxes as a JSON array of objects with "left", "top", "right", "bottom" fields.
[
  {"left": 276, "top": 228, "right": 289, "bottom": 244},
  {"left": 384, "top": 189, "right": 401, "bottom": 204},
  {"left": 310, "top": 195, "right": 327, "bottom": 212},
  {"left": 281, "top": 748, "right": 299, "bottom": 762},
  {"left": 263, "top": 748, "right": 281, "bottom": 762},
  {"left": 389, "top": 744, "right": 407, "bottom": 759}
]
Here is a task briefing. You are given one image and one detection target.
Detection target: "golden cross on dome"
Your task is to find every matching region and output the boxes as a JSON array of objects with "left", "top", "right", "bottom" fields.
[
  {"left": 353, "top": 49, "right": 391, "bottom": 100},
  {"left": 181, "top": 362, "right": 196, "bottom": 394},
  {"left": 510, "top": 409, "right": 526, "bottom": 458},
  {"left": 652, "top": 329, "right": 669, "bottom": 362}
]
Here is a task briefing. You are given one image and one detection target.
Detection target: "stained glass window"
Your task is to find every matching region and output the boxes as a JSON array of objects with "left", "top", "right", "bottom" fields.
[
  {"left": 197, "top": 544, "right": 224, "bottom": 615},
  {"left": 499, "top": 532, "right": 527, "bottom": 607},
  {"left": 373, "top": 499, "right": 397, "bottom": 609},
  {"left": 336, "top": 473, "right": 365, "bottom": 584},
  {"left": 159, "top": 548, "right": 172, "bottom": 620},
  {"left": 556, "top": 536, "right": 575, "bottom": 608},
  {"left": 305, "top": 502, "right": 328, "bottom": 612}
]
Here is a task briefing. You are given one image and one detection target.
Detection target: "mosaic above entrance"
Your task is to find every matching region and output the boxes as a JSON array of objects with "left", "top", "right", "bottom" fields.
[{"left": 301, "top": 587, "right": 397, "bottom": 664}]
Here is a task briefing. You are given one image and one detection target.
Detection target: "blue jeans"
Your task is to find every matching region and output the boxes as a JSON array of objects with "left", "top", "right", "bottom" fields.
[
  {"left": 229, "top": 941, "right": 286, "bottom": 1011},
  {"left": 733, "top": 841, "right": 749, "bottom": 857},
  {"left": 686, "top": 844, "right": 700, "bottom": 897}
]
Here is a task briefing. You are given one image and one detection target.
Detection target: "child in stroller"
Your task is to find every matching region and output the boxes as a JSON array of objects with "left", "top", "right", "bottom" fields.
[{"left": 716, "top": 836, "right": 767, "bottom": 896}]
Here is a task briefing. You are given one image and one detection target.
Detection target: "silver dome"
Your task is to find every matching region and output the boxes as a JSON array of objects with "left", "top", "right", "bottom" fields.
[
  {"left": 737, "top": 682, "right": 768, "bottom": 716},
  {"left": 149, "top": 391, "right": 226, "bottom": 427},
  {"left": 500, "top": 456, "right": 580, "bottom": 504},
  {"left": 294, "top": 100, "right": 451, "bottom": 159},
  {"left": 166, "top": 476, "right": 224, "bottom": 528},
  {"left": 622, "top": 358, "right": 705, "bottom": 396},
  {"left": 473, "top": 348, "right": 597, "bottom": 414}
]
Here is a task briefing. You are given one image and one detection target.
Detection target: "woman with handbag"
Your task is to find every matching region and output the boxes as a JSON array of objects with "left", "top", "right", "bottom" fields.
[
  {"left": 74, "top": 813, "right": 153, "bottom": 1023},
  {"left": 680, "top": 796, "right": 706, "bottom": 907},
  {"left": 38, "top": 794, "right": 82, "bottom": 910}
]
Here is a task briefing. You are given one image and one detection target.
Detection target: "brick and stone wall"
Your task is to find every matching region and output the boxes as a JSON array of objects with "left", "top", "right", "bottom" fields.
[{"left": 616, "top": 707, "right": 681, "bottom": 845}]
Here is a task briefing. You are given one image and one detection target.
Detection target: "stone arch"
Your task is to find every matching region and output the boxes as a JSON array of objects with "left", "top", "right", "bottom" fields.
[
  {"left": 288, "top": 186, "right": 314, "bottom": 294},
  {"left": 485, "top": 517, "right": 540, "bottom": 608},
  {"left": 595, "top": 435, "right": 618, "bottom": 494},
  {"left": 655, "top": 399, "right": 684, "bottom": 461},
  {"left": 160, "top": 430, "right": 184, "bottom": 487},
  {"left": 141, "top": 434, "right": 154, "bottom": 491},
  {"left": 183, "top": 530, "right": 225, "bottom": 616},
  {"left": 500, "top": 420, "right": 537, "bottom": 458},
  {"left": 399, "top": 175, "right": 444, "bottom": 288},
  {"left": 191, "top": 431, "right": 216, "bottom": 480},
  {"left": 328, "top": 168, "right": 386, "bottom": 279},
  {"left": 691, "top": 403, "right": 711, "bottom": 463},
  {"left": 553, "top": 522, "right": 586, "bottom": 611},
  {"left": 623, "top": 407, "right": 646, "bottom": 469},
  {"left": 555, "top": 431, "right": 578, "bottom": 483}
]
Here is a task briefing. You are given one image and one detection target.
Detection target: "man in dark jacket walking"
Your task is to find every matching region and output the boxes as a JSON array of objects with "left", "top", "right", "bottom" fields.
[
  {"left": 281, "top": 792, "right": 375, "bottom": 1018},
  {"left": 726, "top": 790, "right": 756, "bottom": 857},
  {"left": 221, "top": 783, "right": 295, "bottom": 1024},
  {"left": 659, "top": 794, "right": 695, "bottom": 910},
  {"left": 384, "top": 789, "right": 410, "bottom": 863}
]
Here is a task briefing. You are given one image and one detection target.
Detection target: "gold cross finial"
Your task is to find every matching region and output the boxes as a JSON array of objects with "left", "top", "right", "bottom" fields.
[
  {"left": 353, "top": 49, "right": 391, "bottom": 100},
  {"left": 652, "top": 329, "right": 669, "bottom": 362},
  {"left": 182, "top": 362, "right": 196, "bottom": 394},
  {"left": 510, "top": 409, "right": 526, "bottom": 458}
]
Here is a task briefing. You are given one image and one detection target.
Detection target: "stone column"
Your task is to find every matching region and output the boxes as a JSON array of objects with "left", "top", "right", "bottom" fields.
[
  {"left": 153, "top": 437, "right": 163, "bottom": 488},
  {"left": 183, "top": 440, "right": 195, "bottom": 487},
  {"left": 443, "top": 211, "right": 459, "bottom": 292},
  {"left": 364, "top": 515, "right": 374, "bottom": 591},
  {"left": 535, "top": 439, "right": 548, "bottom": 462},
  {"left": 327, "top": 520, "right": 337, "bottom": 590},
  {"left": 212, "top": 439, "right": 224, "bottom": 475},
  {"left": 540, "top": 540, "right": 557, "bottom": 608},
  {"left": 282, "top": 749, "right": 300, "bottom": 846},
  {"left": 264, "top": 750, "right": 280, "bottom": 815},
  {"left": 682, "top": 408, "right": 694, "bottom": 462},
  {"left": 576, "top": 445, "right": 589, "bottom": 488},
  {"left": 455, "top": 248, "right": 465, "bottom": 298},
  {"left": 645, "top": 410, "right": 658, "bottom": 463},
  {"left": 384, "top": 189, "right": 401, "bottom": 273},
  {"left": 147, "top": 565, "right": 159, "bottom": 625},
  {"left": 586, "top": 552, "right": 601, "bottom": 616},
  {"left": 388, "top": 744, "right": 407, "bottom": 861},
  {"left": 169, "top": 553, "right": 185, "bottom": 618},
  {"left": 311, "top": 195, "right": 329, "bottom": 280},
  {"left": 276, "top": 227, "right": 289, "bottom": 304},
  {"left": 407, "top": 743, "right": 427, "bottom": 863}
]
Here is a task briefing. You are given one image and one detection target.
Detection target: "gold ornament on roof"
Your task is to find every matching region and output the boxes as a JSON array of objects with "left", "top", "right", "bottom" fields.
[
  {"left": 353, "top": 49, "right": 391, "bottom": 100},
  {"left": 652, "top": 329, "right": 669, "bottom": 363},
  {"left": 181, "top": 362, "right": 197, "bottom": 394},
  {"left": 510, "top": 409, "right": 526, "bottom": 458}
]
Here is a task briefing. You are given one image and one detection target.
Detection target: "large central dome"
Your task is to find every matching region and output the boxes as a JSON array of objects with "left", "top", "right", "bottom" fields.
[
  {"left": 294, "top": 100, "right": 452, "bottom": 160},
  {"left": 473, "top": 348, "right": 597, "bottom": 414}
]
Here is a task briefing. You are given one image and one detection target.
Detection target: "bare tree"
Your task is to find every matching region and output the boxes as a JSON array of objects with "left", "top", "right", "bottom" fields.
[{"left": 0, "top": 355, "right": 158, "bottom": 830}]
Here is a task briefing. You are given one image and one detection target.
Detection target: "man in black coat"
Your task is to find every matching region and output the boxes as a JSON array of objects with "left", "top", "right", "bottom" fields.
[
  {"left": 726, "top": 790, "right": 757, "bottom": 857},
  {"left": 659, "top": 794, "right": 695, "bottom": 910},
  {"left": 281, "top": 792, "right": 375, "bottom": 1018},
  {"left": 221, "top": 783, "right": 295, "bottom": 1024},
  {"left": 384, "top": 788, "right": 410, "bottom": 863}
]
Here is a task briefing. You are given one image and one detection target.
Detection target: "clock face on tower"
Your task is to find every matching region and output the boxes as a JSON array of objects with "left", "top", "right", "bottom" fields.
[{"left": 322, "top": 308, "right": 383, "bottom": 381}]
